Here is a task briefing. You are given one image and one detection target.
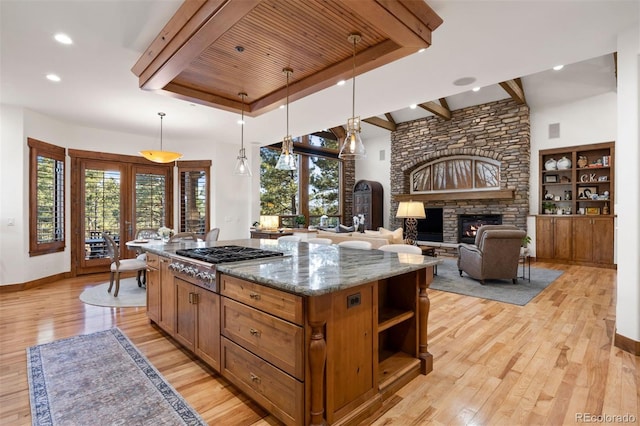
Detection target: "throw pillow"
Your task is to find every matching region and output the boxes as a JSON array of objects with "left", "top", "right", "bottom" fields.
[
  {"left": 379, "top": 227, "right": 404, "bottom": 244},
  {"left": 337, "top": 224, "right": 355, "bottom": 233},
  {"left": 364, "top": 230, "right": 381, "bottom": 236}
]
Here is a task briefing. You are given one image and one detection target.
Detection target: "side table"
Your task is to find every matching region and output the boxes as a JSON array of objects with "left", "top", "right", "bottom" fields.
[
  {"left": 519, "top": 247, "right": 531, "bottom": 281},
  {"left": 418, "top": 245, "right": 438, "bottom": 276}
]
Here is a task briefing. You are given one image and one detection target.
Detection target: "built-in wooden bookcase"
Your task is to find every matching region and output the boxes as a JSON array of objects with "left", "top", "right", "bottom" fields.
[
  {"left": 537, "top": 142, "right": 615, "bottom": 268},
  {"left": 539, "top": 142, "right": 614, "bottom": 216}
]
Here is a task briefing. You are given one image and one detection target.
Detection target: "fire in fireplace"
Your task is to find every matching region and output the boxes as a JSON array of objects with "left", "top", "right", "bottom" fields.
[{"left": 458, "top": 214, "right": 502, "bottom": 244}]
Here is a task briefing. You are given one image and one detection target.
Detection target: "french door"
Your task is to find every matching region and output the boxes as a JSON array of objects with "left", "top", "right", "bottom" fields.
[{"left": 70, "top": 150, "right": 173, "bottom": 275}]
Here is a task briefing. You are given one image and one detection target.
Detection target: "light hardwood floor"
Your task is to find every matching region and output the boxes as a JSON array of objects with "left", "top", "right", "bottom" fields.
[{"left": 0, "top": 262, "right": 637, "bottom": 425}]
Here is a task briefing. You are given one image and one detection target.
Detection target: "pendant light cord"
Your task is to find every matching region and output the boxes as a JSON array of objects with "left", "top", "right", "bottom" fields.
[
  {"left": 286, "top": 70, "right": 290, "bottom": 137},
  {"left": 240, "top": 93, "right": 245, "bottom": 150},
  {"left": 351, "top": 36, "right": 356, "bottom": 119},
  {"left": 158, "top": 112, "right": 165, "bottom": 151}
]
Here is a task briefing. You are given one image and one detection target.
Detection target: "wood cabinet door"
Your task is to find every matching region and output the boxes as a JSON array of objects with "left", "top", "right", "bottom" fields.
[
  {"left": 572, "top": 217, "right": 594, "bottom": 262},
  {"left": 146, "top": 266, "right": 160, "bottom": 323},
  {"left": 174, "top": 278, "right": 196, "bottom": 351},
  {"left": 196, "top": 290, "right": 221, "bottom": 372},
  {"left": 592, "top": 217, "right": 614, "bottom": 264},
  {"left": 554, "top": 217, "right": 573, "bottom": 260},
  {"left": 535, "top": 216, "right": 555, "bottom": 259},
  {"left": 159, "top": 257, "right": 175, "bottom": 333}
]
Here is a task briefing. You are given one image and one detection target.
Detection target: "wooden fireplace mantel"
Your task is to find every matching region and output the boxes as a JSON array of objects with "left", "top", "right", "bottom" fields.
[{"left": 394, "top": 189, "right": 515, "bottom": 202}]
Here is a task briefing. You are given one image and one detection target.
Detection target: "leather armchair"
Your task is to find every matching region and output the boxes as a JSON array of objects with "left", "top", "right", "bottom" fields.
[{"left": 458, "top": 225, "right": 526, "bottom": 284}]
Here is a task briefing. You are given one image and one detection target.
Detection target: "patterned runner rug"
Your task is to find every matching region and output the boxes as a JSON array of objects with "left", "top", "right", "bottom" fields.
[
  {"left": 27, "top": 328, "right": 206, "bottom": 426},
  {"left": 431, "top": 257, "right": 564, "bottom": 306}
]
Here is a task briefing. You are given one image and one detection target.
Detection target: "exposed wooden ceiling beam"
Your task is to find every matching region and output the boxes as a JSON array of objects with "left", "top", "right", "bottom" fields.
[
  {"left": 384, "top": 113, "right": 396, "bottom": 125},
  {"left": 499, "top": 78, "right": 527, "bottom": 105},
  {"left": 330, "top": 126, "right": 346, "bottom": 141},
  {"left": 419, "top": 98, "right": 451, "bottom": 120},
  {"left": 362, "top": 116, "right": 397, "bottom": 131}
]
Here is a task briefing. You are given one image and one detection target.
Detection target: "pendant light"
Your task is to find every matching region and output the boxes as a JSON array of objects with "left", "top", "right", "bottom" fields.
[
  {"left": 233, "top": 92, "right": 252, "bottom": 176},
  {"left": 140, "top": 112, "right": 183, "bottom": 163},
  {"left": 275, "top": 68, "right": 297, "bottom": 171},
  {"left": 338, "top": 33, "right": 366, "bottom": 160}
]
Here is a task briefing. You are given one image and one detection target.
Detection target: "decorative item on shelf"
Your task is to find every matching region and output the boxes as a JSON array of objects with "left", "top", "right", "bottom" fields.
[
  {"left": 603, "top": 203, "right": 610, "bottom": 215},
  {"left": 544, "top": 191, "right": 554, "bottom": 200},
  {"left": 580, "top": 173, "right": 597, "bottom": 182},
  {"left": 578, "top": 207, "right": 585, "bottom": 215},
  {"left": 544, "top": 174, "right": 558, "bottom": 183},
  {"left": 586, "top": 207, "right": 600, "bottom": 215},
  {"left": 338, "top": 33, "right": 366, "bottom": 160},
  {"left": 560, "top": 175, "right": 571, "bottom": 183},
  {"left": 276, "top": 68, "right": 297, "bottom": 171},
  {"left": 602, "top": 155, "right": 610, "bottom": 167},
  {"left": 140, "top": 112, "right": 183, "bottom": 163},
  {"left": 554, "top": 195, "right": 561, "bottom": 202},
  {"left": 556, "top": 156, "right": 571, "bottom": 170},
  {"left": 564, "top": 207, "right": 572, "bottom": 215},
  {"left": 589, "top": 158, "right": 603, "bottom": 167},
  {"left": 544, "top": 158, "right": 557, "bottom": 170},
  {"left": 396, "top": 200, "right": 426, "bottom": 245},
  {"left": 577, "top": 155, "right": 588, "bottom": 168},
  {"left": 578, "top": 186, "right": 597, "bottom": 199},
  {"left": 597, "top": 175, "right": 608, "bottom": 182},
  {"left": 564, "top": 190, "right": 572, "bottom": 200},
  {"left": 556, "top": 208, "right": 564, "bottom": 215},
  {"left": 542, "top": 202, "right": 556, "bottom": 214},
  {"left": 603, "top": 190, "right": 610, "bottom": 199}
]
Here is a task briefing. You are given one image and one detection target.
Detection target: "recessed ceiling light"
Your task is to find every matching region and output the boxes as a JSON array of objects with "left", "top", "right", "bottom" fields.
[
  {"left": 418, "top": 48, "right": 426, "bottom": 53},
  {"left": 553, "top": 65, "right": 564, "bottom": 71},
  {"left": 409, "top": 104, "right": 417, "bottom": 109},
  {"left": 46, "top": 74, "right": 61, "bottom": 82},
  {"left": 336, "top": 80, "right": 346, "bottom": 86},
  {"left": 54, "top": 33, "right": 73, "bottom": 45},
  {"left": 453, "top": 77, "right": 476, "bottom": 86},
  {"left": 237, "top": 119, "right": 244, "bottom": 125},
  {"left": 472, "top": 87, "right": 480, "bottom": 92},
  {"left": 279, "top": 105, "right": 285, "bottom": 109}
]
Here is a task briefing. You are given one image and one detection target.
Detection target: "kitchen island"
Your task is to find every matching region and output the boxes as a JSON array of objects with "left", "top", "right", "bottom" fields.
[{"left": 141, "top": 238, "right": 441, "bottom": 426}]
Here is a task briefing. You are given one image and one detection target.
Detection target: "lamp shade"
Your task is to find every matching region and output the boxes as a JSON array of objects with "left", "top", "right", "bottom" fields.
[
  {"left": 139, "top": 150, "right": 183, "bottom": 163},
  {"left": 259, "top": 215, "right": 279, "bottom": 230},
  {"left": 396, "top": 201, "right": 426, "bottom": 219}
]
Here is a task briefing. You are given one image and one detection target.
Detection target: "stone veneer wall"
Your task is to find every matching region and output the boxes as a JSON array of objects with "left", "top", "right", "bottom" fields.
[{"left": 390, "top": 98, "right": 530, "bottom": 245}]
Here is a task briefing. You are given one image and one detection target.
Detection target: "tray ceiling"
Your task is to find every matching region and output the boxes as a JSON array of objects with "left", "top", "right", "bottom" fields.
[{"left": 132, "top": 0, "right": 443, "bottom": 117}]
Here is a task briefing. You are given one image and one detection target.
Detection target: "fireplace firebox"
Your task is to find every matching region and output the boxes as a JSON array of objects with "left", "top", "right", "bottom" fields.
[{"left": 458, "top": 214, "right": 502, "bottom": 244}]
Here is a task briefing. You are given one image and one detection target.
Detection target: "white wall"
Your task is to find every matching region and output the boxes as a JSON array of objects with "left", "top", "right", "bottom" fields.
[
  {"left": 614, "top": 24, "right": 640, "bottom": 343},
  {"left": 0, "top": 106, "right": 253, "bottom": 285},
  {"left": 355, "top": 130, "right": 392, "bottom": 228}
]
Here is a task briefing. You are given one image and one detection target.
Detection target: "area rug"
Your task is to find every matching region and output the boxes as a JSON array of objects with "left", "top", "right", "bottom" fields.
[
  {"left": 27, "top": 328, "right": 206, "bottom": 426},
  {"left": 431, "top": 258, "right": 564, "bottom": 306},
  {"left": 79, "top": 277, "right": 146, "bottom": 307}
]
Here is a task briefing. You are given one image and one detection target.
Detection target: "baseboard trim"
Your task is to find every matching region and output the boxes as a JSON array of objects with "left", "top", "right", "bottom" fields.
[
  {"left": 0, "top": 272, "right": 71, "bottom": 292},
  {"left": 614, "top": 332, "right": 640, "bottom": 356}
]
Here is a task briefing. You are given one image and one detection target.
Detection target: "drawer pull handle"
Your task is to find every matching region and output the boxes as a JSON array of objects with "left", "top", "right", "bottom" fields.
[
  {"left": 249, "top": 328, "right": 261, "bottom": 337},
  {"left": 249, "top": 292, "right": 261, "bottom": 300},
  {"left": 250, "top": 373, "right": 261, "bottom": 384}
]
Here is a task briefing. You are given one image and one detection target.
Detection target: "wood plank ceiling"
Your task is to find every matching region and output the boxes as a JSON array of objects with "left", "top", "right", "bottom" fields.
[{"left": 132, "top": 0, "right": 443, "bottom": 117}]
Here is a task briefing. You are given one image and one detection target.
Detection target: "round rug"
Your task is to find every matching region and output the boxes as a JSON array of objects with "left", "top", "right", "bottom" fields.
[{"left": 79, "top": 277, "right": 146, "bottom": 307}]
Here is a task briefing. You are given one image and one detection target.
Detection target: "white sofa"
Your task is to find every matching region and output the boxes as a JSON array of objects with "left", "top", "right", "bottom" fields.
[{"left": 316, "top": 227, "right": 404, "bottom": 249}]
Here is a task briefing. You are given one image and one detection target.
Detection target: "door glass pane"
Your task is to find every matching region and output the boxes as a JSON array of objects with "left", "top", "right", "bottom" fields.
[
  {"left": 136, "top": 172, "right": 167, "bottom": 230},
  {"left": 84, "top": 169, "right": 121, "bottom": 259},
  {"left": 180, "top": 171, "right": 206, "bottom": 234}
]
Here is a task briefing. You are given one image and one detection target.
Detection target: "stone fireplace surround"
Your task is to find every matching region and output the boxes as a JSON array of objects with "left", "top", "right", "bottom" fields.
[{"left": 389, "top": 99, "right": 530, "bottom": 254}]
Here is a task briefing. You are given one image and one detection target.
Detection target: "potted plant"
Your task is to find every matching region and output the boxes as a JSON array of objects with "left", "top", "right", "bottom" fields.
[
  {"left": 542, "top": 202, "right": 556, "bottom": 214},
  {"left": 522, "top": 235, "right": 531, "bottom": 248},
  {"left": 295, "top": 215, "right": 306, "bottom": 228}
]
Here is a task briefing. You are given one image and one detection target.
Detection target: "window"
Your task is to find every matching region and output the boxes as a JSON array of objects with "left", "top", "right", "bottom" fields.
[
  {"left": 177, "top": 160, "right": 211, "bottom": 236},
  {"left": 28, "top": 138, "right": 65, "bottom": 256},
  {"left": 260, "top": 133, "right": 342, "bottom": 227},
  {"left": 411, "top": 156, "right": 500, "bottom": 193}
]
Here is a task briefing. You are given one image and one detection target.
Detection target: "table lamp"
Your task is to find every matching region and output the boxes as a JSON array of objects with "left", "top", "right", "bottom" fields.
[{"left": 396, "top": 201, "right": 426, "bottom": 245}]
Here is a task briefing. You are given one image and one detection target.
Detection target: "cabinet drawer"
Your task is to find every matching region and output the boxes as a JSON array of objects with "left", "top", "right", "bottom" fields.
[
  {"left": 221, "top": 337, "right": 303, "bottom": 426},
  {"left": 146, "top": 252, "right": 159, "bottom": 268},
  {"left": 220, "top": 274, "right": 303, "bottom": 325},
  {"left": 222, "top": 298, "right": 304, "bottom": 380}
]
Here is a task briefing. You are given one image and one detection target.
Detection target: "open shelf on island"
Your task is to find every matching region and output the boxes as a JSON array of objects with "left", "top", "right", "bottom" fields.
[
  {"left": 378, "top": 351, "right": 421, "bottom": 391},
  {"left": 378, "top": 307, "right": 414, "bottom": 333}
]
